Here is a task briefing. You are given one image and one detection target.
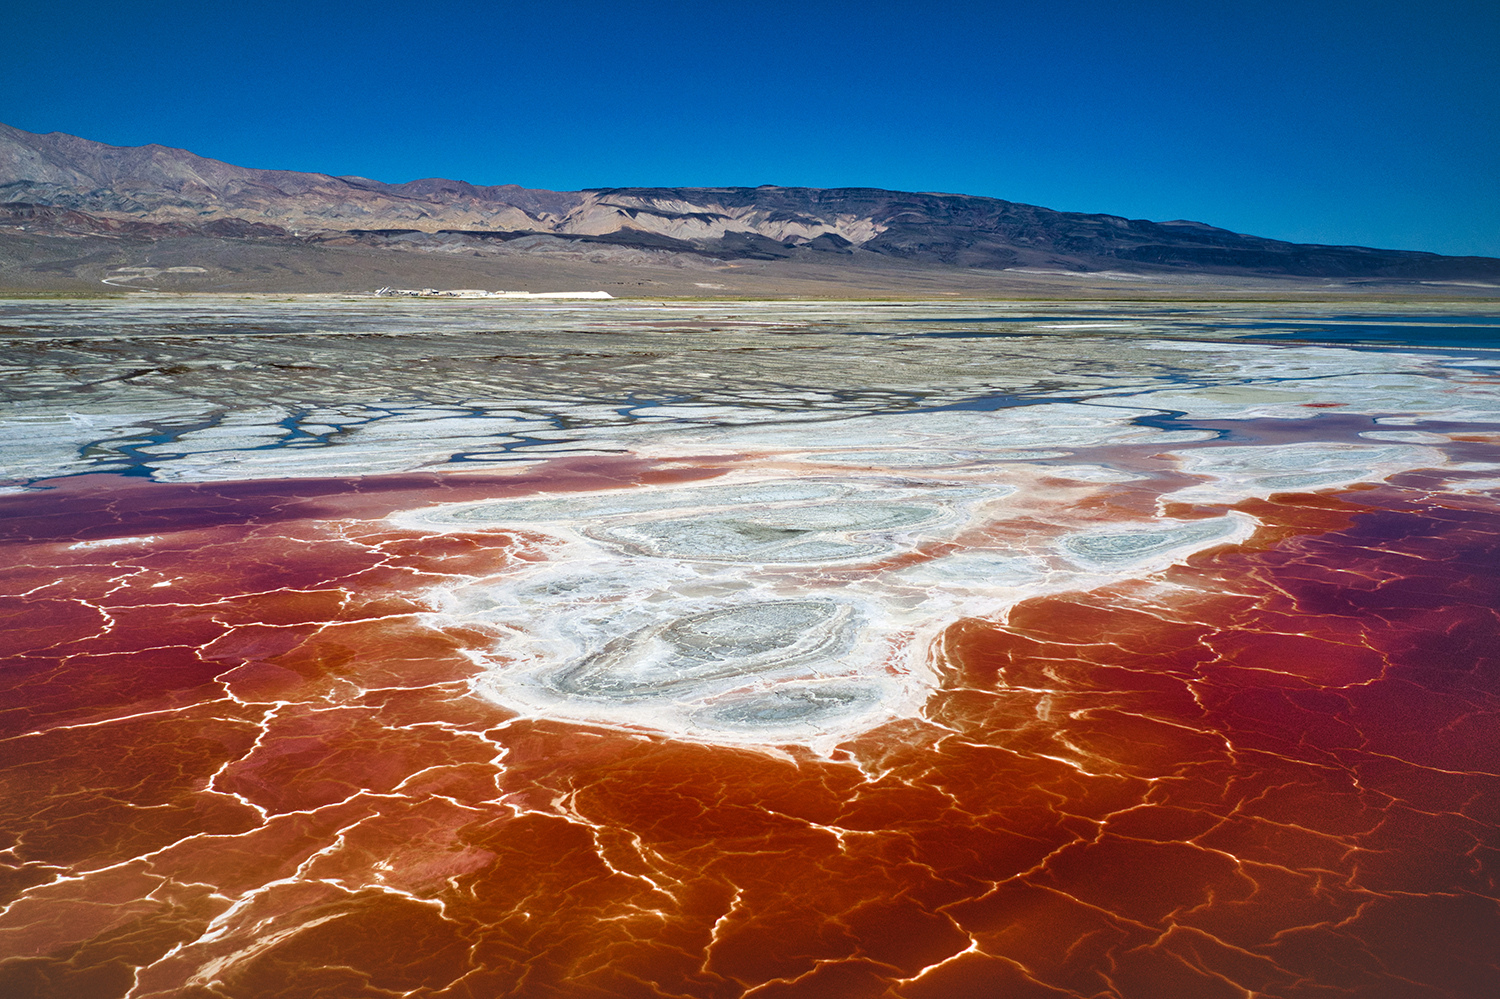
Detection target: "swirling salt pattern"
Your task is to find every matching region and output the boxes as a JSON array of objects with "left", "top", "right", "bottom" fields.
[
  {"left": 695, "top": 681, "right": 884, "bottom": 731},
  {"left": 419, "top": 477, "right": 982, "bottom": 745},
  {"left": 411, "top": 466, "right": 1277, "bottom": 748},
  {"left": 550, "top": 599, "right": 855, "bottom": 699},
  {"left": 590, "top": 503, "right": 943, "bottom": 564}
]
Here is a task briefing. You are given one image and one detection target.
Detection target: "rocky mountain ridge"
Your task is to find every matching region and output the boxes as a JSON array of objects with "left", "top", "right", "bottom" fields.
[{"left": 3, "top": 122, "right": 1498, "bottom": 287}]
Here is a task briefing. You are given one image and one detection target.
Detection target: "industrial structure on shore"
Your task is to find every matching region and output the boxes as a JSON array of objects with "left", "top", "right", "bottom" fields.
[{"left": 374, "top": 287, "right": 612, "bottom": 299}]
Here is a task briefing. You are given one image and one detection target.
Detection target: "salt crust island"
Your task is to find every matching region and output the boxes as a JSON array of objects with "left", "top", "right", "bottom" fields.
[{"left": 395, "top": 452, "right": 1266, "bottom": 750}]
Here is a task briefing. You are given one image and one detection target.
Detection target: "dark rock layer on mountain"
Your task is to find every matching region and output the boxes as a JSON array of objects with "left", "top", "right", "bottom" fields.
[
  {"left": 0, "top": 202, "right": 294, "bottom": 240},
  {"left": 2, "top": 121, "right": 1497, "bottom": 289}
]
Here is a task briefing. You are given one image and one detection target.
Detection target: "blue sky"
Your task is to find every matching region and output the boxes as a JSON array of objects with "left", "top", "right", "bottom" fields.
[{"left": 4, "top": 0, "right": 1497, "bottom": 255}]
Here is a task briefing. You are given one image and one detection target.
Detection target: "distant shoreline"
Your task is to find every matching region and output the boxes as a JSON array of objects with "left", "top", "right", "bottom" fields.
[{"left": 2, "top": 289, "right": 1497, "bottom": 305}]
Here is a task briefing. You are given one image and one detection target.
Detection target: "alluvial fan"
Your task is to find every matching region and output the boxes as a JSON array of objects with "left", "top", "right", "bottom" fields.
[{"left": 1, "top": 298, "right": 1498, "bottom": 998}]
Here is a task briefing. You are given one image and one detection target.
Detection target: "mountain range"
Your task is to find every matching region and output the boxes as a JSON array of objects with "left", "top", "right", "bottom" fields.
[{"left": 3, "top": 122, "right": 1497, "bottom": 296}]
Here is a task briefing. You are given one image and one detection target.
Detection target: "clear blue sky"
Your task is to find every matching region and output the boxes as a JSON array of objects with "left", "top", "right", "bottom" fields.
[{"left": 4, "top": 0, "right": 1497, "bottom": 256}]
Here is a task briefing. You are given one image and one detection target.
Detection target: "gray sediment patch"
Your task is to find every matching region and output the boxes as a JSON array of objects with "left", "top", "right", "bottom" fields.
[
  {"left": 694, "top": 681, "right": 884, "bottom": 730},
  {"left": 1061, "top": 515, "right": 1246, "bottom": 567},
  {"left": 547, "top": 598, "right": 856, "bottom": 701},
  {"left": 591, "top": 502, "right": 942, "bottom": 563}
]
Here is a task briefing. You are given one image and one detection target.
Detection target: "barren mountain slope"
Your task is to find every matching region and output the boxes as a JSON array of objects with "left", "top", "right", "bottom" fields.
[
  {"left": 3, "top": 122, "right": 1499, "bottom": 290},
  {"left": 0, "top": 123, "right": 575, "bottom": 230}
]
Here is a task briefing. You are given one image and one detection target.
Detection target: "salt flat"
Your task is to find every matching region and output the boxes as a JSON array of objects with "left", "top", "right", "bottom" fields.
[{"left": 2, "top": 296, "right": 1499, "bottom": 998}]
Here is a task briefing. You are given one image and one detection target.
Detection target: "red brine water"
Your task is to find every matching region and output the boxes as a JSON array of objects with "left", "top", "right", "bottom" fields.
[{"left": 1, "top": 456, "right": 1496, "bottom": 998}]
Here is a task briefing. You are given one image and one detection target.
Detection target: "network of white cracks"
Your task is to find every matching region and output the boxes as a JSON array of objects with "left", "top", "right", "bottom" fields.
[{"left": 6, "top": 460, "right": 1500, "bottom": 993}]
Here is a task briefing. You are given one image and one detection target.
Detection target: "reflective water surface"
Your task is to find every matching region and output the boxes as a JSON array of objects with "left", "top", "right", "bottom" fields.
[{"left": 2, "top": 298, "right": 1498, "bottom": 997}]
